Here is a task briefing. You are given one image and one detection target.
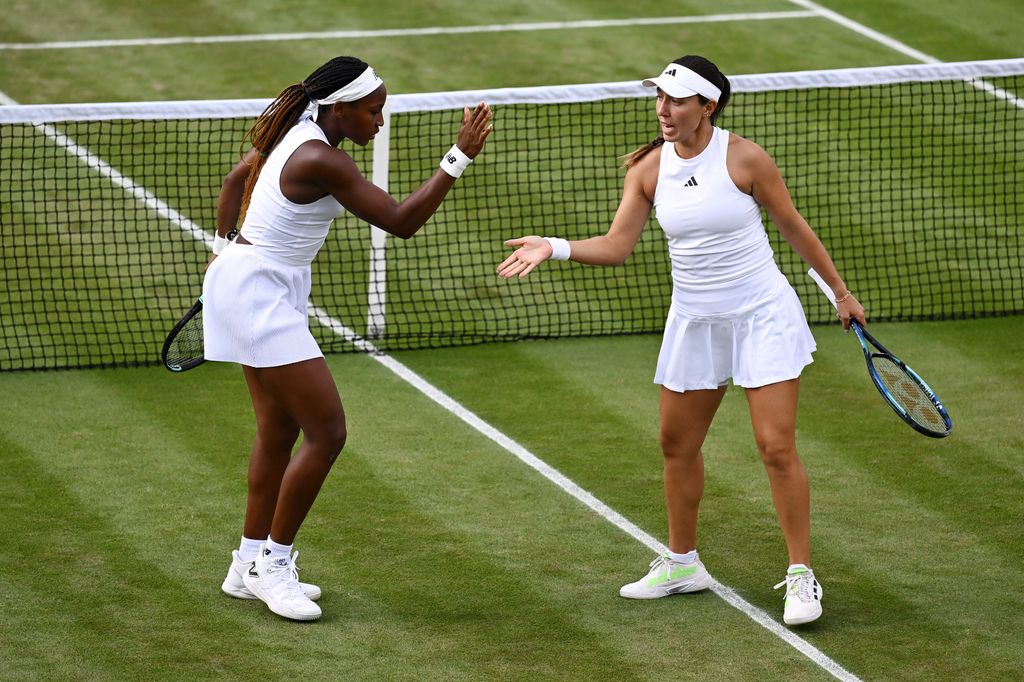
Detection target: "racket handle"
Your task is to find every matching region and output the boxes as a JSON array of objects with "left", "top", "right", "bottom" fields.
[{"left": 807, "top": 269, "right": 837, "bottom": 309}]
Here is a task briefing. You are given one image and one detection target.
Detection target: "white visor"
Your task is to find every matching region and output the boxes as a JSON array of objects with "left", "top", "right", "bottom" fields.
[
  {"left": 642, "top": 64, "right": 721, "bottom": 101},
  {"left": 309, "top": 66, "right": 384, "bottom": 120}
]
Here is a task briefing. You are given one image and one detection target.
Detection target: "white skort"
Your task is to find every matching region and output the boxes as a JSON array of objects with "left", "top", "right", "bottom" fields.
[
  {"left": 202, "top": 243, "right": 323, "bottom": 367},
  {"left": 654, "top": 280, "right": 816, "bottom": 392}
]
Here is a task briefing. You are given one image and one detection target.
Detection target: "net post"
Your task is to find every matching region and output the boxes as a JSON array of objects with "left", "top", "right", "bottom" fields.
[{"left": 366, "top": 101, "right": 391, "bottom": 339}]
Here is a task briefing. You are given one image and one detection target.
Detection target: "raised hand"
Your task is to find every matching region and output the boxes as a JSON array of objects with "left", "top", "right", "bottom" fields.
[
  {"left": 497, "top": 236, "right": 553, "bottom": 278},
  {"left": 456, "top": 102, "right": 494, "bottom": 158}
]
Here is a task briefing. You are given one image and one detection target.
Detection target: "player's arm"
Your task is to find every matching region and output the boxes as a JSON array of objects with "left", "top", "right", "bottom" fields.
[
  {"left": 208, "top": 148, "right": 260, "bottom": 266},
  {"left": 496, "top": 155, "right": 655, "bottom": 278},
  {"left": 741, "top": 139, "right": 866, "bottom": 328},
  {"left": 307, "top": 103, "right": 492, "bottom": 239}
]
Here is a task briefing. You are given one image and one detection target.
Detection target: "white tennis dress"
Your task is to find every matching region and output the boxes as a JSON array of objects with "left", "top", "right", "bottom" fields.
[
  {"left": 652, "top": 127, "right": 816, "bottom": 391},
  {"left": 203, "top": 117, "right": 342, "bottom": 367}
]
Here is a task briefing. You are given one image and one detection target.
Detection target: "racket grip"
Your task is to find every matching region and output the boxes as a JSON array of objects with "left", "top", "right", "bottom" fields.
[{"left": 807, "top": 269, "right": 837, "bottom": 309}]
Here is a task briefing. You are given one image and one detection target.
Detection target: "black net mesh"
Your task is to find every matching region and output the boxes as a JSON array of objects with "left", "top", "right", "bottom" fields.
[{"left": 1, "top": 68, "right": 1021, "bottom": 370}]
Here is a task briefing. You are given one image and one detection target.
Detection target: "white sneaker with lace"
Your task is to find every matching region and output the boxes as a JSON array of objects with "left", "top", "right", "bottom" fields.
[
  {"left": 243, "top": 548, "right": 323, "bottom": 621},
  {"left": 222, "top": 550, "right": 321, "bottom": 601},
  {"left": 774, "top": 566, "right": 823, "bottom": 625},
  {"left": 619, "top": 553, "right": 712, "bottom": 599}
]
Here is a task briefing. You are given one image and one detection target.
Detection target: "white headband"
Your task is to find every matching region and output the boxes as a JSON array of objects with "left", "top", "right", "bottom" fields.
[
  {"left": 308, "top": 66, "right": 384, "bottom": 120},
  {"left": 641, "top": 64, "right": 721, "bottom": 102}
]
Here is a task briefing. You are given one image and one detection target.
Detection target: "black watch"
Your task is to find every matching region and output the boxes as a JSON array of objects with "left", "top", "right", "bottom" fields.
[{"left": 226, "top": 229, "right": 238, "bottom": 241}]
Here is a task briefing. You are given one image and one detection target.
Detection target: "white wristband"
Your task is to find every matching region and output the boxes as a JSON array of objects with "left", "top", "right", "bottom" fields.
[
  {"left": 543, "top": 237, "right": 571, "bottom": 261},
  {"left": 212, "top": 234, "right": 229, "bottom": 255},
  {"left": 439, "top": 144, "right": 472, "bottom": 178}
]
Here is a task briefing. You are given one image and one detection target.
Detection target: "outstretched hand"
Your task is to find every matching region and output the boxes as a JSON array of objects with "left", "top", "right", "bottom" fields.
[
  {"left": 497, "top": 236, "right": 552, "bottom": 278},
  {"left": 457, "top": 102, "right": 494, "bottom": 158}
]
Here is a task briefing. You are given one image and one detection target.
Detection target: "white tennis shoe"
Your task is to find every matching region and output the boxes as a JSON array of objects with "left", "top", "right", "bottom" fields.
[
  {"left": 774, "top": 566, "right": 823, "bottom": 625},
  {"left": 619, "top": 553, "right": 712, "bottom": 599},
  {"left": 222, "top": 550, "right": 321, "bottom": 601},
  {"left": 242, "top": 549, "right": 323, "bottom": 621}
]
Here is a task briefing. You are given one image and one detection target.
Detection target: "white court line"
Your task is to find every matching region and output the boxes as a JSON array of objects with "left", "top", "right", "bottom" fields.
[
  {"left": 309, "top": 309, "right": 861, "bottom": 682},
  {"left": 790, "top": 0, "right": 1024, "bottom": 109},
  {"left": 1, "top": 90, "right": 213, "bottom": 246},
  {"left": 0, "top": 11, "right": 815, "bottom": 50},
  {"left": 788, "top": 0, "right": 940, "bottom": 63}
]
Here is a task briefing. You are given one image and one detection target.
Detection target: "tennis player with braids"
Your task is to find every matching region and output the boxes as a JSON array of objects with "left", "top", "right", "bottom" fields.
[
  {"left": 204, "top": 56, "right": 492, "bottom": 621},
  {"left": 498, "top": 55, "right": 864, "bottom": 626}
]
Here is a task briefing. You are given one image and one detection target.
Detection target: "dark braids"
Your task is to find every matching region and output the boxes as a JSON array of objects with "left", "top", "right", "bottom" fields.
[
  {"left": 622, "top": 55, "right": 732, "bottom": 169},
  {"left": 238, "top": 56, "right": 370, "bottom": 221}
]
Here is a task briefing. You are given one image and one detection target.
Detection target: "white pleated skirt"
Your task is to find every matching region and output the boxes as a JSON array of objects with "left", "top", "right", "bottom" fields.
[
  {"left": 202, "top": 243, "right": 323, "bottom": 367},
  {"left": 654, "top": 281, "right": 816, "bottom": 392}
]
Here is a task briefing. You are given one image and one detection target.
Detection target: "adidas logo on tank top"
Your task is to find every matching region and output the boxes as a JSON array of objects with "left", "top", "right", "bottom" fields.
[{"left": 684, "top": 176, "right": 698, "bottom": 187}]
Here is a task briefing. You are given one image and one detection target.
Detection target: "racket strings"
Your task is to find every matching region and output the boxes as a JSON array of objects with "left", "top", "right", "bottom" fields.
[
  {"left": 166, "top": 312, "right": 204, "bottom": 366},
  {"left": 871, "top": 356, "right": 947, "bottom": 432}
]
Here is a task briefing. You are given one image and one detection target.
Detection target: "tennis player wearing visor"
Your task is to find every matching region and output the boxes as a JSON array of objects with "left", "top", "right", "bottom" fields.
[
  {"left": 204, "top": 56, "right": 492, "bottom": 621},
  {"left": 498, "top": 55, "right": 864, "bottom": 626}
]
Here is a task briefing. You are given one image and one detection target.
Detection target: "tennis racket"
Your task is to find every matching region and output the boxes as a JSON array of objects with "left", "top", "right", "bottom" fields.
[
  {"left": 161, "top": 296, "right": 205, "bottom": 372},
  {"left": 808, "top": 269, "right": 952, "bottom": 438}
]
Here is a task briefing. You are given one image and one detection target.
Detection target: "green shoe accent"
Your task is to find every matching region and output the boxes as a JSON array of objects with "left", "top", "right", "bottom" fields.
[{"left": 645, "top": 563, "right": 698, "bottom": 586}]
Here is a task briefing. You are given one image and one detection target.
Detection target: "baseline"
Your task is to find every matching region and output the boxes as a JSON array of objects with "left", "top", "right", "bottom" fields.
[{"left": 0, "top": 12, "right": 815, "bottom": 50}]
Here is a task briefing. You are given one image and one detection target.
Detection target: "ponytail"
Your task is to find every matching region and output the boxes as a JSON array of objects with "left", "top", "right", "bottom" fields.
[
  {"left": 238, "top": 83, "right": 309, "bottom": 221},
  {"left": 621, "top": 136, "right": 665, "bottom": 169}
]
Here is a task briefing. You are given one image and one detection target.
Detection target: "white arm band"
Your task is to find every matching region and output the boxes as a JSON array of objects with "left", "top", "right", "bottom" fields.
[
  {"left": 439, "top": 144, "right": 472, "bottom": 178},
  {"left": 212, "top": 234, "right": 230, "bottom": 255},
  {"left": 543, "top": 237, "right": 571, "bottom": 261}
]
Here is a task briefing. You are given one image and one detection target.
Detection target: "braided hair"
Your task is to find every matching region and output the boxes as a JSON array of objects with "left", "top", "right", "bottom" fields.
[
  {"left": 238, "top": 56, "right": 370, "bottom": 220},
  {"left": 622, "top": 55, "right": 732, "bottom": 169}
]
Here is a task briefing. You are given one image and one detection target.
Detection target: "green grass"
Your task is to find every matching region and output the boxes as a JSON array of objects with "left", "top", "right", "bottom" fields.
[
  {"left": 2, "top": 0, "right": 1020, "bottom": 104},
  {"left": 2, "top": 1, "right": 1024, "bottom": 680},
  {"left": 1, "top": 319, "right": 1023, "bottom": 680}
]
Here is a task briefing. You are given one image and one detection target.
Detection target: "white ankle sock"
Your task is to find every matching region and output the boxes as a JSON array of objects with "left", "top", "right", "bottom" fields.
[
  {"left": 788, "top": 563, "right": 810, "bottom": 574},
  {"left": 265, "top": 537, "right": 293, "bottom": 562},
  {"left": 668, "top": 549, "right": 697, "bottom": 564},
  {"left": 238, "top": 536, "right": 264, "bottom": 562}
]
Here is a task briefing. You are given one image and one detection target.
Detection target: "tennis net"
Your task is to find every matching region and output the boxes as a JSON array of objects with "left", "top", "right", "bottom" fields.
[{"left": 1, "top": 58, "right": 1022, "bottom": 370}]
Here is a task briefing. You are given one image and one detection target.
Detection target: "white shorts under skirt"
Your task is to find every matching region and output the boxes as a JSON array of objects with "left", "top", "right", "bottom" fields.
[
  {"left": 654, "top": 282, "right": 816, "bottom": 392},
  {"left": 202, "top": 243, "right": 323, "bottom": 367}
]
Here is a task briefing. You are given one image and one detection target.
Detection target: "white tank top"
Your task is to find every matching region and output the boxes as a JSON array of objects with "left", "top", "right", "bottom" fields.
[
  {"left": 653, "top": 127, "right": 784, "bottom": 317},
  {"left": 240, "top": 117, "right": 343, "bottom": 266}
]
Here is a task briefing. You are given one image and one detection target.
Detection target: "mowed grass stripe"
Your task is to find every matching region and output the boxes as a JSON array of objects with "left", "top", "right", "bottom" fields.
[
  {"left": 0, "top": 18, "right": 915, "bottom": 104},
  {"left": 0, "top": 0, "right": 793, "bottom": 43},
  {"left": 0, "top": 435, "right": 273, "bottom": 682},
  {"left": 315, "top": 346, "right": 851, "bottom": 679},
  {"left": 0, "top": 357, "right": 844, "bottom": 681},
  {"left": 391, "top": 318, "right": 1024, "bottom": 680},
  {"left": 0, "top": 11, "right": 818, "bottom": 50}
]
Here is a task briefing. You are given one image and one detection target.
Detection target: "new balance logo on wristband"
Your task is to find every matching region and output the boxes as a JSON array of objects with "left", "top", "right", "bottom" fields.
[
  {"left": 440, "top": 144, "right": 472, "bottom": 179},
  {"left": 684, "top": 176, "right": 698, "bottom": 187}
]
